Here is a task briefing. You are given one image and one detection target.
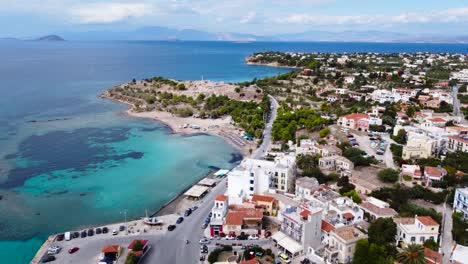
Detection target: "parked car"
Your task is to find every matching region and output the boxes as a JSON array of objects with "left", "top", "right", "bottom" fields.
[
  {"left": 64, "top": 232, "right": 71, "bottom": 241},
  {"left": 184, "top": 208, "right": 192, "bottom": 217},
  {"left": 68, "top": 247, "right": 80, "bottom": 254},
  {"left": 112, "top": 229, "right": 118, "bottom": 235},
  {"left": 95, "top": 227, "right": 102, "bottom": 234},
  {"left": 176, "top": 217, "right": 184, "bottom": 224},
  {"left": 119, "top": 225, "right": 125, "bottom": 231},
  {"left": 87, "top": 229, "right": 94, "bottom": 236},
  {"left": 191, "top": 206, "right": 198, "bottom": 211},
  {"left": 56, "top": 234, "right": 64, "bottom": 241},
  {"left": 199, "top": 238, "right": 210, "bottom": 244},
  {"left": 47, "top": 245, "right": 62, "bottom": 255},
  {"left": 278, "top": 253, "right": 291, "bottom": 263},
  {"left": 80, "top": 231, "right": 87, "bottom": 238},
  {"left": 42, "top": 255, "right": 56, "bottom": 263},
  {"left": 264, "top": 231, "right": 272, "bottom": 238},
  {"left": 72, "top": 232, "right": 79, "bottom": 239},
  {"left": 201, "top": 223, "right": 208, "bottom": 229},
  {"left": 226, "top": 234, "right": 236, "bottom": 240},
  {"left": 248, "top": 234, "right": 259, "bottom": 240},
  {"left": 102, "top": 227, "right": 108, "bottom": 234},
  {"left": 168, "top": 225, "right": 176, "bottom": 231}
]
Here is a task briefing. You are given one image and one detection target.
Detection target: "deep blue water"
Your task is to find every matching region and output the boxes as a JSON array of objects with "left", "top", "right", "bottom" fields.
[{"left": 0, "top": 40, "right": 467, "bottom": 263}]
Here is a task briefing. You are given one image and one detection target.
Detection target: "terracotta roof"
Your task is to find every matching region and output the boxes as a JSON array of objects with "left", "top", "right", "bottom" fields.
[
  {"left": 252, "top": 194, "right": 275, "bottom": 203},
  {"left": 240, "top": 258, "right": 260, "bottom": 264},
  {"left": 417, "top": 216, "right": 439, "bottom": 226},
  {"left": 449, "top": 135, "right": 468, "bottom": 144},
  {"left": 424, "top": 248, "right": 442, "bottom": 264},
  {"left": 343, "top": 212, "right": 354, "bottom": 220},
  {"left": 225, "top": 209, "right": 263, "bottom": 226},
  {"left": 102, "top": 245, "right": 119, "bottom": 253},
  {"left": 393, "top": 217, "right": 415, "bottom": 225},
  {"left": 321, "top": 220, "right": 335, "bottom": 232},
  {"left": 215, "top": 195, "right": 228, "bottom": 201},
  {"left": 428, "top": 117, "right": 446, "bottom": 123},
  {"left": 360, "top": 202, "right": 397, "bottom": 217},
  {"left": 424, "top": 166, "right": 446, "bottom": 177},
  {"left": 300, "top": 209, "right": 311, "bottom": 217},
  {"left": 342, "top": 113, "right": 369, "bottom": 121}
]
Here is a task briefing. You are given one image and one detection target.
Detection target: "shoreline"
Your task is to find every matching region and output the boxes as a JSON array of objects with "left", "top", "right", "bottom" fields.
[
  {"left": 101, "top": 93, "right": 256, "bottom": 157},
  {"left": 245, "top": 61, "right": 300, "bottom": 69}
]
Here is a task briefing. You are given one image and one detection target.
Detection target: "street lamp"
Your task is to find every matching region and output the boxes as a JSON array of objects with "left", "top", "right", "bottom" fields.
[{"left": 121, "top": 209, "right": 128, "bottom": 235}]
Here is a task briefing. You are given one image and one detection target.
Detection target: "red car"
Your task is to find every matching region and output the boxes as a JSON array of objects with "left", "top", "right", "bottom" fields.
[{"left": 68, "top": 247, "right": 79, "bottom": 254}]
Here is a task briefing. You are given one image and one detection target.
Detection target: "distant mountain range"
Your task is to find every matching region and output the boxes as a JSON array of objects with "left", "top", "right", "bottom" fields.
[{"left": 3, "top": 27, "right": 468, "bottom": 43}]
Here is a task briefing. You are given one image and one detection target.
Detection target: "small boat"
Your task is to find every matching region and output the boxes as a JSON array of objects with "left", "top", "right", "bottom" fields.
[
  {"left": 143, "top": 210, "right": 163, "bottom": 226},
  {"left": 143, "top": 217, "right": 163, "bottom": 226}
]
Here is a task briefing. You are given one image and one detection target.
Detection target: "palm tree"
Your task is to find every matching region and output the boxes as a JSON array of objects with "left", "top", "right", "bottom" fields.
[{"left": 396, "top": 244, "right": 426, "bottom": 264}]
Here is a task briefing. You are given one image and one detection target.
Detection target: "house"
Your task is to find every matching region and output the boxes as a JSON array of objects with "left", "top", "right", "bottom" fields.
[
  {"left": 359, "top": 197, "right": 397, "bottom": 221},
  {"left": 344, "top": 76, "right": 355, "bottom": 84},
  {"left": 401, "top": 164, "right": 423, "bottom": 181},
  {"left": 320, "top": 220, "right": 336, "bottom": 245},
  {"left": 312, "top": 144, "right": 343, "bottom": 157},
  {"left": 273, "top": 205, "right": 322, "bottom": 257},
  {"left": 318, "top": 155, "right": 354, "bottom": 176},
  {"left": 324, "top": 226, "right": 368, "bottom": 264},
  {"left": 295, "top": 177, "right": 321, "bottom": 201},
  {"left": 424, "top": 99, "right": 441, "bottom": 109},
  {"left": 394, "top": 216, "right": 440, "bottom": 247},
  {"left": 227, "top": 155, "right": 296, "bottom": 205},
  {"left": 251, "top": 194, "right": 277, "bottom": 216},
  {"left": 423, "top": 166, "right": 447, "bottom": 186},
  {"left": 402, "top": 133, "right": 436, "bottom": 160},
  {"left": 427, "top": 117, "right": 447, "bottom": 127},
  {"left": 338, "top": 113, "right": 369, "bottom": 131},
  {"left": 447, "top": 135, "right": 468, "bottom": 153},
  {"left": 223, "top": 208, "right": 263, "bottom": 236},
  {"left": 350, "top": 176, "right": 380, "bottom": 195},
  {"left": 210, "top": 195, "right": 229, "bottom": 236},
  {"left": 453, "top": 187, "right": 468, "bottom": 219}
]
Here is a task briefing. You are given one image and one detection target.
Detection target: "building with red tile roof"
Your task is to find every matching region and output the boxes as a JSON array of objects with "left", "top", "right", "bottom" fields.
[
  {"left": 338, "top": 113, "right": 369, "bottom": 131},
  {"left": 395, "top": 216, "right": 439, "bottom": 247},
  {"left": 223, "top": 209, "right": 263, "bottom": 235},
  {"left": 424, "top": 166, "right": 447, "bottom": 186},
  {"left": 447, "top": 135, "right": 468, "bottom": 153}
]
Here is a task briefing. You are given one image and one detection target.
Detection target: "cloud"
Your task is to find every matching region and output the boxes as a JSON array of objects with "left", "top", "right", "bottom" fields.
[
  {"left": 240, "top": 12, "right": 258, "bottom": 24},
  {"left": 70, "top": 2, "right": 156, "bottom": 24},
  {"left": 275, "top": 7, "right": 468, "bottom": 26}
]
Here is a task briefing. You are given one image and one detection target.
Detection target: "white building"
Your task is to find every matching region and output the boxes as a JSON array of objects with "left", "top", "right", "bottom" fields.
[
  {"left": 273, "top": 205, "right": 323, "bottom": 257},
  {"left": 447, "top": 136, "right": 468, "bottom": 153},
  {"left": 324, "top": 226, "right": 368, "bottom": 264},
  {"left": 454, "top": 187, "right": 468, "bottom": 219},
  {"left": 227, "top": 155, "right": 296, "bottom": 205},
  {"left": 451, "top": 69, "right": 468, "bottom": 82},
  {"left": 295, "top": 177, "right": 321, "bottom": 201},
  {"left": 318, "top": 155, "right": 354, "bottom": 176},
  {"left": 394, "top": 216, "right": 440, "bottom": 247}
]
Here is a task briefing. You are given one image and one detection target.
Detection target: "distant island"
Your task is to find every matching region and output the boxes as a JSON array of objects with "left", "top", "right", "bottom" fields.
[{"left": 35, "top": 35, "right": 65, "bottom": 41}]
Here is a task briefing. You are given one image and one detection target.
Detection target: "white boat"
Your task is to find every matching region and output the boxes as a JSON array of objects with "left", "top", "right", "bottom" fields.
[
  {"left": 143, "top": 210, "right": 163, "bottom": 225},
  {"left": 143, "top": 217, "right": 163, "bottom": 226}
]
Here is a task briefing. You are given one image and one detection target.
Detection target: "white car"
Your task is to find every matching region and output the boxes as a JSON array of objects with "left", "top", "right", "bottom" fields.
[
  {"left": 47, "top": 245, "right": 62, "bottom": 255},
  {"left": 226, "top": 235, "right": 236, "bottom": 240},
  {"left": 248, "top": 234, "right": 259, "bottom": 240},
  {"left": 112, "top": 229, "right": 118, "bottom": 235},
  {"left": 199, "top": 238, "right": 210, "bottom": 244}
]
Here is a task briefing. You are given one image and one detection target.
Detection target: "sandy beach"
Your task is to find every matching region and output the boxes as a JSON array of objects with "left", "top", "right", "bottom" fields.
[{"left": 126, "top": 109, "right": 255, "bottom": 157}]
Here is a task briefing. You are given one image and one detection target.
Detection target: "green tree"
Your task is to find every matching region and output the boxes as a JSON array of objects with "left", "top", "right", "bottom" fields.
[
  {"left": 392, "top": 129, "right": 408, "bottom": 144},
  {"left": 378, "top": 168, "right": 399, "bottom": 183},
  {"left": 177, "top": 83, "right": 186, "bottom": 90},
  {"left": 352, "top": 239, "right": 393, "bottom": 264},
  {"left": 125, "top": 253, "right": 139, "bottom": 264},
  {"left": 423, "top": 239, "right": 439, "bottom": 251},
  {"left": 368, "top": 218, "right": 397, "bottom": 246},
  {"left": 396, "top": 244, "right": 425, "bottom": 264},
  {"left": 319, "top": 127, "right": 330, "bottom": 138},
  {"left": 132, "top": 240, "right": 143, "bottom": 251}
]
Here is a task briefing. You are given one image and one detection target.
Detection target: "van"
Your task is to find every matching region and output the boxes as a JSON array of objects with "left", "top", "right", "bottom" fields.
[
  {"left": 64, "top": 232, "right": 71, "bottom": 241},
  {"left": 278, "top": 253, "right": 291, "bottom": 263}
]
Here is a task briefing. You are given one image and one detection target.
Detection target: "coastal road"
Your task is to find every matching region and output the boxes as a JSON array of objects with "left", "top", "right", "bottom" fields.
[
  {"left": 252, "top": 95, "right": 279, "bottom": 159},
  {"left": 142, "top": 178, "right": 228, "bottom": 264}
]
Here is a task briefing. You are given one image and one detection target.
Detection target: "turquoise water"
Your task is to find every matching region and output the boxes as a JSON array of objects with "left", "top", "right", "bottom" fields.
[{"left": 1, "top": 40, "right": 468, "bottom": 263}]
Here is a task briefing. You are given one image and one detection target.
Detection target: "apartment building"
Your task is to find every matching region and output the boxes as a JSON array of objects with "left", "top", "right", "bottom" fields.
[
  {"left": 318, "top": 155, "right": 354, "bottom": 176},
  {"left": 402, "top": 133, "right": 436, "bottom": 160},
  {"left": 447, "top": 135, "right": 468, "bottom": 153},
  {"left": 324, "top": 226, "right": 368, "bottom": 264},
  {"left": 210, "top": 195, "right": 229, "bottom": 236},
  {"left": 227, "top": 155, "right": 296, "bottom": 205}
]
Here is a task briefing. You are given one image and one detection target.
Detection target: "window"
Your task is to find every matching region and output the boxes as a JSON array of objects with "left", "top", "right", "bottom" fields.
[
  {"left": 420, "top": 237, "right": 425, "bottom": 242},
  {"left": 250, "top": 180, "right": 254, "bottom": 184},
  {"left": 249, "top": 187, "right": 254, "bottom": 191},
  {"left": 411, "top": 237, "right": 416, "bottom": 242}
]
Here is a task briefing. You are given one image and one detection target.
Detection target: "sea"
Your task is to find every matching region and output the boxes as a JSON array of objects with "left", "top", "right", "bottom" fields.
[{"left": 1, "top": 40, "right": 468, "bottom": 263}]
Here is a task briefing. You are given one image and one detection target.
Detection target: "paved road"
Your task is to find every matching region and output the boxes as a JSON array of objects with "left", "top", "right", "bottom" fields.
[
  {"left": 441, "top": 198, "right": 454, "bottom": 264},
  {"left": 143, "top": 178, "right": 228, "bottom": 264},
  {"left": 252, "top": 95, "right": 279, "bottom": 159},
  {"left": 452, "top": 85, "right": 468, "bottom": 125}
]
